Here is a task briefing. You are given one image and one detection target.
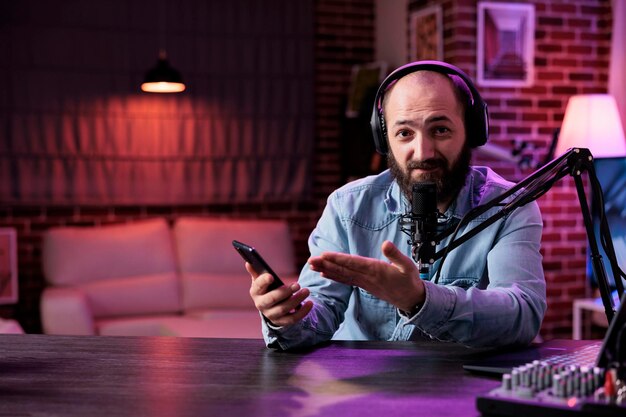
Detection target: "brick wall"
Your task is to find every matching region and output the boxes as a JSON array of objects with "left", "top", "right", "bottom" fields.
[{"left": 410, "top": 0, "right": 612, "bottom": 338}]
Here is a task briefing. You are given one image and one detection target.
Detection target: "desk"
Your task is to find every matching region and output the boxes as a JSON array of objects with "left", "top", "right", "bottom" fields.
[{"left": 0, "top": 334, "right": 507, "bottom": 417}]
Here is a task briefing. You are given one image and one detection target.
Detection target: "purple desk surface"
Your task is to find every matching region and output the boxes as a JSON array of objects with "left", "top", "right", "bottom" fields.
[{"left": 0, "top": 334, "right": 510, "bottom": 416}]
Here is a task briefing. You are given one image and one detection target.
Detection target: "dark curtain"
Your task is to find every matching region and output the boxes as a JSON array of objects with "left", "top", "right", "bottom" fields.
[{"left": 0, "top": 0, "right": 314, "bottom": 204}]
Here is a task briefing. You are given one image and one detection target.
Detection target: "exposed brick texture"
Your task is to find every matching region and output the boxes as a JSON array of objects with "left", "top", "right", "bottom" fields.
[{"left": 410, "top": 0, "right": 612, "bottom": 340}]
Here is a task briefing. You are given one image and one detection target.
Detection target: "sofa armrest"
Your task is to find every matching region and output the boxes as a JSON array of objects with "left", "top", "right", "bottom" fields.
[{"left": 40, "top": 287, "right": 95, "bottom": 335}]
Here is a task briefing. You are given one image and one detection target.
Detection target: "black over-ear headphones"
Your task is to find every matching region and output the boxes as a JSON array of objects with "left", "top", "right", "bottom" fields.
[{"left": 369, "top": 60, "right": 489, "bottom": 155}]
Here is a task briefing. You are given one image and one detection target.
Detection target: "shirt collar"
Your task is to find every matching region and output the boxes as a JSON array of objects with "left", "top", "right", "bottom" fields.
[{"left": 384, "top": 168, "right": 480, "bottom": 220}]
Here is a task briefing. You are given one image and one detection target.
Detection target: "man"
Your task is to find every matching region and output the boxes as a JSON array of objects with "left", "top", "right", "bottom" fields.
[{"left": 247, "top": 61, "right": 546, "bottom": 350}]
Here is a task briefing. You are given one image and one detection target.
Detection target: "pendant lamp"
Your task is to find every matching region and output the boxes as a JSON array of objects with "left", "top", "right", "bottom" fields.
[{"left": 141, "top": 50, "right": 186, "bottom": 93}]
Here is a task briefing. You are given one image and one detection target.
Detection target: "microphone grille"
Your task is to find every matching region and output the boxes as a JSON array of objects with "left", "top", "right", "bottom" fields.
[{"left": 412, "top": 182, "right": 437, "bottom": 216}]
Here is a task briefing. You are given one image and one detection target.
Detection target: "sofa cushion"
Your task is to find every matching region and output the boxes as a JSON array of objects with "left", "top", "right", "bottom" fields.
[
  {"left": 97, "top": 313, "right": 264, "bottom": 338},
  {"left": 79, "top": 273, "right": 181, "bottom": 318},
  {"left": 174, "top": 217, "right": 297, "bottom": 310},
  {"left": 40, "top": 287, "right": 95, "bottom": 335},
  {"left": 174, "top": 217, "right": 296, "bottom": 275},
  {"left": 180, "top": 311, "right": 265, "bottom": 338},
  {"left": 97, "top": 315, "right": 183, "bottom": 337},
  {"left": 43, "top": 218, "right": 178, "bottom": 286},
  {"left": 181, "top": 273, "right": 255, "bottom": 310}
]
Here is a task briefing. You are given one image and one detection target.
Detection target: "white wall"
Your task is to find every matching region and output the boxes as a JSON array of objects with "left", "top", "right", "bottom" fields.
[
  {"left": 375, "top": 0, "right": 408, "bottom": 70},
  {"left": 609, "top": 0, "right": 626, "bottom": 131}
]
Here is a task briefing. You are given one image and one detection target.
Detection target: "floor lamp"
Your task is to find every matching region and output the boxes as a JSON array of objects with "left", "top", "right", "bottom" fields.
[{"left": 556, "top": 94, "right": 626, "bottom": 339}]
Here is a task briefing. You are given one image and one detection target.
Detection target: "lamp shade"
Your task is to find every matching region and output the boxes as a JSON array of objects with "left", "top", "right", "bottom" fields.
[
  {"left": 141, "top": 50, "right": 186, "bottom": 93},
  {"left": 556, "top": 94, "right": 626, "bottom": 158}
]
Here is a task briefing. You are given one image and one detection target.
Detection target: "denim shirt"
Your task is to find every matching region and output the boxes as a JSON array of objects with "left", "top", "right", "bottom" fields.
[{"left": 262, "top": 167, "right": 546, "bottom": 350}]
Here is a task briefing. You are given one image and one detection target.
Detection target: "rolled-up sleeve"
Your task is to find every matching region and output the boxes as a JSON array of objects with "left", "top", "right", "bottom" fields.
[{"left": 397, "top": 200, "right": 546, "bottom": 347}]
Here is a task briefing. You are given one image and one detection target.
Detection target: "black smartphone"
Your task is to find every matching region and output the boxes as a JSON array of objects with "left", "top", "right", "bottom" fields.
[{"left": 232, "top": 240, "right": 285, "bottom": 291}]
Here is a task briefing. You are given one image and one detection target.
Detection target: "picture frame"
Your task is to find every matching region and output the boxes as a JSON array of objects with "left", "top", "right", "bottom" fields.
[
  {"left": 409, "top": 5, "right": 443, "bottom": 62},
  {"left": 345, "top": 61, "right": 388, "bottom": 118},
  {"left": 477, "top": 2, "right": 535, "bottom": 87},
  {"left": 0, "top": 228, "right": 18, "bottom": 304}
]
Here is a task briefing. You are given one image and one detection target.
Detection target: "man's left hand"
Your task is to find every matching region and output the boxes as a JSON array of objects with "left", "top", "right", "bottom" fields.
[{"left": 308, "top": 240, "right": 425, "bottom": 313}]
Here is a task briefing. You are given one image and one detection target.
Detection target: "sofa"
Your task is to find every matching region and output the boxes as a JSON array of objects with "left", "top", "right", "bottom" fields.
[{"left": 41, "top": 217, "right": 299, "bottom": 338}]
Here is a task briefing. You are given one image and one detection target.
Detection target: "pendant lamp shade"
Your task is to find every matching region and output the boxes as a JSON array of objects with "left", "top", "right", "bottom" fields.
[{"left": 141, "top": 50, "right": 186, "bottom": 93}]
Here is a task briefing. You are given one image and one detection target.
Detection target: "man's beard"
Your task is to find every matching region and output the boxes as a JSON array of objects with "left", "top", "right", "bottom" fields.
[{"left": 388, "top": 145, "right": 472, "bottom": 205}]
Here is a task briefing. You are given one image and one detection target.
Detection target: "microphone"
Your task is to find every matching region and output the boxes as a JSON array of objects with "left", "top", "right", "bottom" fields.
[{"left": 400, "top": 182, "right": 439, "bottom": 278}]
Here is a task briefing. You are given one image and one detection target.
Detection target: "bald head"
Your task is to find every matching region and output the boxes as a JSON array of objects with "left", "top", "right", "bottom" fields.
[{"left": 382, "top": 71, "right": 468, "bottom": 128}]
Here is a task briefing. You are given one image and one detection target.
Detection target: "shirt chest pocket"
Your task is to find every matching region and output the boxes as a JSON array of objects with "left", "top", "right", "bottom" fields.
[
  {"left": 434, "top": 276, "right": 480, "bottom": 289},
  {"left": 433, "top": 254, "right": 487, "bottom": 289},
  {"left": 354, "top": 289, "right": 397, "bottom": 340}
]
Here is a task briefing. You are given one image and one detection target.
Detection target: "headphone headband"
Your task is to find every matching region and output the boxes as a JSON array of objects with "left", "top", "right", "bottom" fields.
[{"left": 370, "top": 60, "right": 489, "bottom": 155}]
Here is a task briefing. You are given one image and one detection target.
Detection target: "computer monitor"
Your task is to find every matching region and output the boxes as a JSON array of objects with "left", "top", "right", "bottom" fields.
[{"left": 588, "top": 157, "right": 626, "bottom": 291}]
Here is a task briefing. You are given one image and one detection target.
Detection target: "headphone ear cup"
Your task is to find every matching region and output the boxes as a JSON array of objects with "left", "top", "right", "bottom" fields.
[
  {"left": 370, "top": 107, "right": 388, "bottom": 155},
  {"left": 378, "top": 112, "right": 388, "bottom": 154},
  {"left": 471, "top": 102, "right": 489, "bottom": 147},
  {"left": 479, "top": 103, "right": 489, "bottom": 146}
]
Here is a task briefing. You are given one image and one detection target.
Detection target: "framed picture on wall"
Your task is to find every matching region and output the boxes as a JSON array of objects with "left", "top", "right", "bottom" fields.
[
  {"left": 0, "top": 228, "right": 17, "bottom": 304},
  {"left": 409, "top": 5, "right": 443, "bottom": 61},
  {"left": 345, "top": 61, "right": 388, "bottom": 118},
  {"left": 477, "top": 2, "right": 535, "bottom": 87}
]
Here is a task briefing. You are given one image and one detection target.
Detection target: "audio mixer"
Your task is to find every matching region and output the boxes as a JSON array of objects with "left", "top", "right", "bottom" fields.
[
  {"left": 478, "top": 293, "right": 625, "bottom": 416},
  {"left": 477, "top": 358, "right": 624, "bottom": 416}
]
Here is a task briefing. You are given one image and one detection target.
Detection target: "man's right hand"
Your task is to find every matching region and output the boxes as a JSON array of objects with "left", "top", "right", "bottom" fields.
[{"left": 246, "top": 262, "right": 314, "bottom": 327}]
